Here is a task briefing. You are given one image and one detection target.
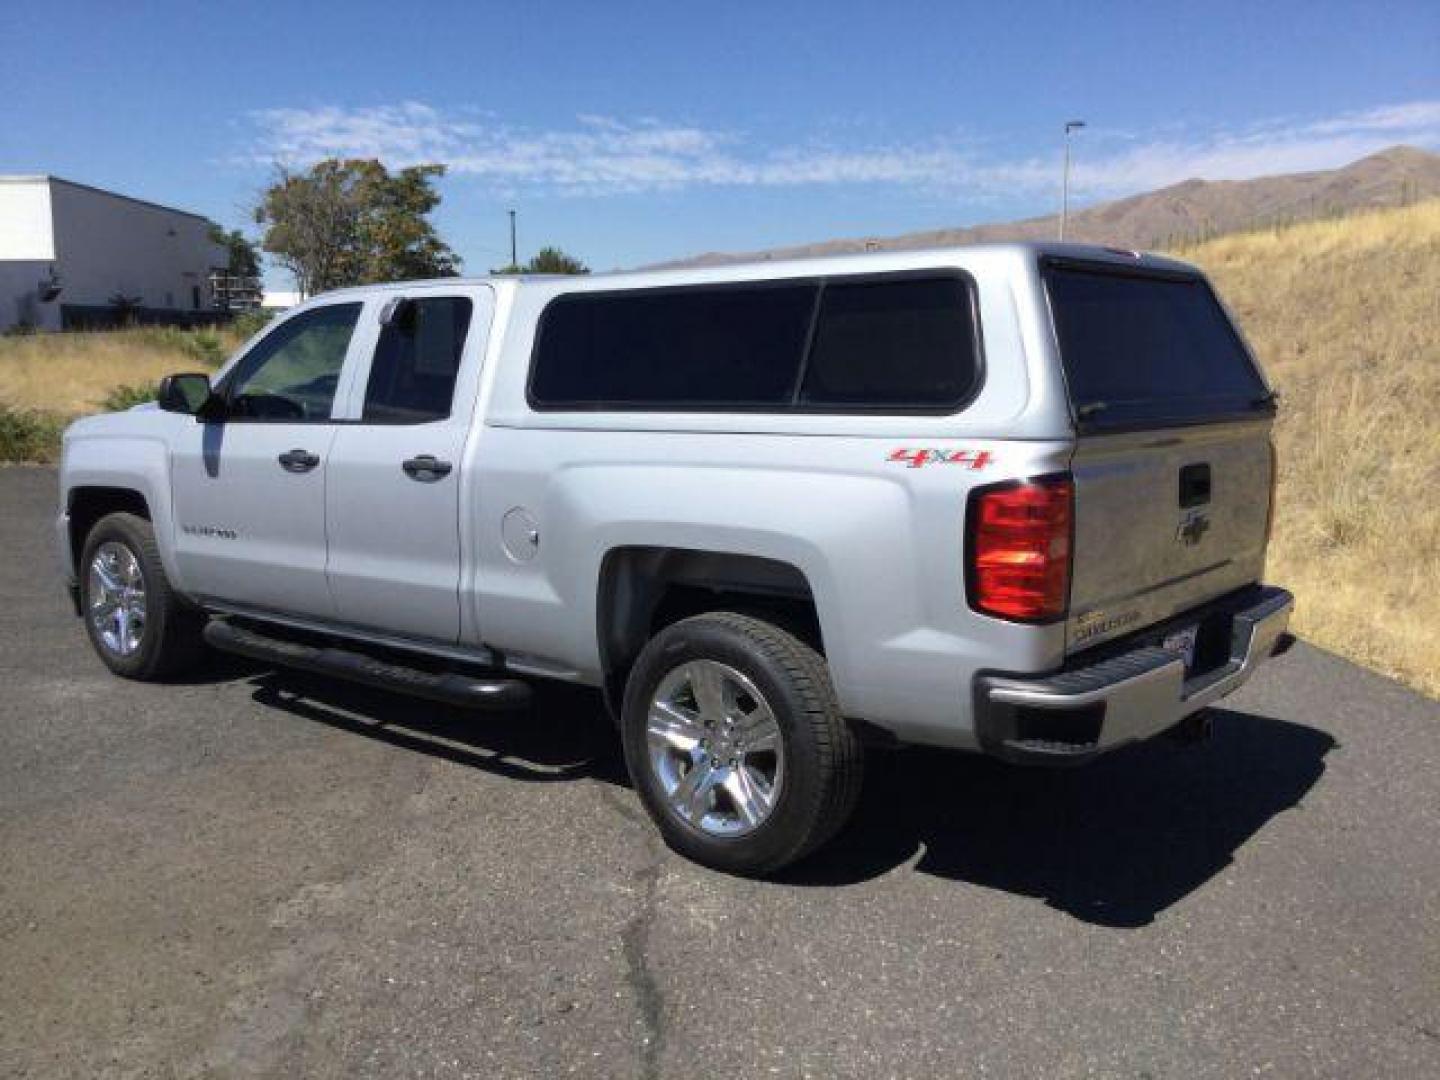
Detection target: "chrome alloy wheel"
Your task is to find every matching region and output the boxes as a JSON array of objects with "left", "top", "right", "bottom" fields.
[
  {"left": 646, "top": 659, "right": 785, "bottom": 837},
  {"left": 88, "top": 541, "right": 147, "bottom": 657}
]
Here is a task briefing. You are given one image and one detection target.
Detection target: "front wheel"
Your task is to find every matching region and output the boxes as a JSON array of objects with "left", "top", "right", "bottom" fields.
[
  {"left": 621, "top": 612, "right": 864, "bottom": 875},
  {"left": 79, "top": 512, "right": 206, "bottom": 680}
]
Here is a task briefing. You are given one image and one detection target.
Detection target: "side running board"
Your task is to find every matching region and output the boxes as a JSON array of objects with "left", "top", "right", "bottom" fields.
[{"left": 203, "top": 619, "right": 532, "bottom": 710}]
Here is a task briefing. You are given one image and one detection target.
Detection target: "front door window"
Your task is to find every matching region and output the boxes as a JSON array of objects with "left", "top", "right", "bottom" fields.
[{"left": 225, "top": 303, "right": 362, "bottom": 421}]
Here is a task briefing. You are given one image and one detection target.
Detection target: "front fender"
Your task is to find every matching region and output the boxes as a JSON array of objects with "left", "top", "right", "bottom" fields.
[{"left": 61, "top": 416, "right": 183, "bottom": 593}]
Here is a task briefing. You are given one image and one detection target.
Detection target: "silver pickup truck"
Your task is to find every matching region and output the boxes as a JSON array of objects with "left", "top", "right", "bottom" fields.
[{"left": 56, "top": 243, "right": 1293, "bottom": 874}]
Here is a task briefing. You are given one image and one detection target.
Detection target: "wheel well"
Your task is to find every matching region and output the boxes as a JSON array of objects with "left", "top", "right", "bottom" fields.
[
  {"left": 596, "top": 547, "right": 822, "bottom": 712},
  {"left": 68, "top": 487, "right": 150, "bottom": 566}
]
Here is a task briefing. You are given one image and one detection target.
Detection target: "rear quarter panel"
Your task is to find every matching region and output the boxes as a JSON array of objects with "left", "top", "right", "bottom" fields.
[{"left": 471, "top": 428, "right": 1070, "bottom": 747}]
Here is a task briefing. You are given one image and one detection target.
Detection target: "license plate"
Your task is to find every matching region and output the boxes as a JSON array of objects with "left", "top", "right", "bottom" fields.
[{"left": 1163, "top": 624, "right": 1200, "bottom": 668}]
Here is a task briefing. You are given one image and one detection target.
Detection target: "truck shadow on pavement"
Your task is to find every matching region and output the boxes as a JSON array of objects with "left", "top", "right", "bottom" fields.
[
  {"left": 244, "top": 669, "right": 632, "bottom": 787},
  {"left": 785, "top": 710, "right": 1337, "bottom": 927},
  {"left": 236, "top": 664, "right": 1333, "bottom": 929}
]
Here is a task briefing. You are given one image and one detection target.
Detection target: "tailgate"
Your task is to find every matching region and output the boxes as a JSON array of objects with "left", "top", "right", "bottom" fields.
[
  {"left": 1041, "top": 257, "right": 1277, "bottom": 654},
  {"left": 1066, "top": 422, "right": 1273, "bottom": 652}
]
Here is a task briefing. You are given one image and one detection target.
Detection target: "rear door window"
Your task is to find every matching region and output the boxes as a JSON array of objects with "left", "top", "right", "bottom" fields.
[
  {"left": 1043, "top": 262, "right": 1269, "bottom": 429},
  {"left": 362, "top": 296, "right": 474, "bottom": 423}
]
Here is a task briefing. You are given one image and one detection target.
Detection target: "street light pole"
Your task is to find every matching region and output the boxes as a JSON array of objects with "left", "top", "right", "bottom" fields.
[
  {"left": 508, "top": 209, "right": 518, "bottom": 269},
  {"left": 1060, "top": 119, "right": 1086, "bottom": 241}
]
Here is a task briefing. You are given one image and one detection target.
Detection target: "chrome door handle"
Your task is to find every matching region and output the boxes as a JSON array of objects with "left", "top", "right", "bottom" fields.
[
  {"left": 402, "top": 455, "right": 452, "bottom": 481},
  {"left": 278, "top": 448, "right": 320, "bottom": 473}
]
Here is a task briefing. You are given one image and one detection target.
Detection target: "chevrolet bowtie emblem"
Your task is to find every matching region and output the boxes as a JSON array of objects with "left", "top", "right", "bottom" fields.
[{"left": 1176, "top": 512, "right": 1211, "bottom": 546}]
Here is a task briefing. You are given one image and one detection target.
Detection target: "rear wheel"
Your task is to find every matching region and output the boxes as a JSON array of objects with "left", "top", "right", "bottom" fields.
[
  {"left": 80, "top": 512, "right": 206, "bottom": 680},
  {"left": 621, "top": 612, "right": 863, "bottom": 875}
]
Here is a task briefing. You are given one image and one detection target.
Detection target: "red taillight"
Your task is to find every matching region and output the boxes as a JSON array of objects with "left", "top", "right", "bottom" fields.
[{"left": 967, "top": 476, "right": 1074, "bottom": 622}]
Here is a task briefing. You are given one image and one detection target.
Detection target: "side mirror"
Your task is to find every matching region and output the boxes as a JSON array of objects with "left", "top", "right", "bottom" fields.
[{"left": 157, "top": 373, "right": 220, "bottom": 419}]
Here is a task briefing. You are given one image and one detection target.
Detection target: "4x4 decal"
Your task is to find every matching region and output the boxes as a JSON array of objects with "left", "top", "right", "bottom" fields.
[{"left": 887, "top": 448, "right": 994, "bottom": 470}]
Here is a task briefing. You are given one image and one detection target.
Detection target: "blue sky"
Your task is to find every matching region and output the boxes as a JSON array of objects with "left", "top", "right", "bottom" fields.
[{"left": 3, "top": 1, "right": 1437, "bottom": 282}]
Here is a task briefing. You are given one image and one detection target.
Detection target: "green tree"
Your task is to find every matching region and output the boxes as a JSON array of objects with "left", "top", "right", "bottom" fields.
[
  {"left": 494, "top": 246, "right": 590, "bottom": 276},
  {"left": 256, "top": 159, "right": 461, "bottom": 296},
  {"left": 207, "top": 225, "right": 261, "bottom": 278},
  {"left": 526, "top": 246, "right": 589, "bottom": 275}
]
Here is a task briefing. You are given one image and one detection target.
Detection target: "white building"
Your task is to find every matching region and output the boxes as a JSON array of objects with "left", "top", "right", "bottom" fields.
[
  {"left": 0, "top": 175, "right": 230, "bottom": 331},
  {"left": 261, "top": 288, "right": 302, "bottom": 310}
]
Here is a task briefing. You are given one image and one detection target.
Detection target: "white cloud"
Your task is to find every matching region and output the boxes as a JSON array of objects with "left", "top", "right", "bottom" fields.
[
  {"left": 1067, "top": 101, "right": 1440, "bottom": 195},
  {"left": 242, "top": 99, "right": 1440, "bottom": 200},
  {"left": 1304, "top": 100, "right": 1440, "bottom": 135}
]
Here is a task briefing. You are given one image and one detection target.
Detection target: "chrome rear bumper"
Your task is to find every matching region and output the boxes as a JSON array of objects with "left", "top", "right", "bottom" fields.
[{"left": 975, "top": 586, "right": 1294, "bottom": 764}]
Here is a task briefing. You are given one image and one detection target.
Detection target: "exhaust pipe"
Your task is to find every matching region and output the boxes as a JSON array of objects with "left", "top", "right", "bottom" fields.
[
  {"left": 1169, "top": 709, "right": 1214, "bottom": 745},
  {"left": 1270, "top": 632, "right": 1297, "bottom": 657}
]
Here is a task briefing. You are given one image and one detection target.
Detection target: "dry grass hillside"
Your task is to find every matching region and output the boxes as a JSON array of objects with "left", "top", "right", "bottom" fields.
[
  {"left": 0, "top": 324, "right": 253, "bottom": 416},
  {"left": 1179, "top": 200, "right": 1440, "bottom": 696},
  {"left": 0, "top": 321, "right": 263, "bottom": 463}
]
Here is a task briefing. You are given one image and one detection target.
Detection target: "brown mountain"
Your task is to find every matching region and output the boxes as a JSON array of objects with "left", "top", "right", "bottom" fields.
[{"left": 653, "top": 145, "right": 1440, "bottom": 268}]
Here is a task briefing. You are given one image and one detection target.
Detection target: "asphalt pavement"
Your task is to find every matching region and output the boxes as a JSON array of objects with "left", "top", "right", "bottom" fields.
[{"left": 2, "top": 465, "right": 1437, "bottom": 1078}]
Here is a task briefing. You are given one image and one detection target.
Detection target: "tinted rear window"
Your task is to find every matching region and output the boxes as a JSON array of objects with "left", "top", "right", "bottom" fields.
[
  {"left": 1043, "top": 263, "right": 1269, "bottom": 429},
  {"left": 529, "top": 272, "right": 980, "bottom": 412}
]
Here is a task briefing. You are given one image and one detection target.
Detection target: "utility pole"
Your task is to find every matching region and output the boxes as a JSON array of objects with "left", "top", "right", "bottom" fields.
[
  {"left": 508, "top": 209, "right": 518, "bottom": 269},
  {"left": 1060, "top": 119, "right": 1086, "bottom": 241}
]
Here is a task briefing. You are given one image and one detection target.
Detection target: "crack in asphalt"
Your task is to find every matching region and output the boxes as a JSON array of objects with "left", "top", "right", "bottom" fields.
[
  {"left": 622, "top": 853, "right": 666, "bottom": 1080},
  {"left": 596, "top": 785, "right": 668, "bottom": 1080}
]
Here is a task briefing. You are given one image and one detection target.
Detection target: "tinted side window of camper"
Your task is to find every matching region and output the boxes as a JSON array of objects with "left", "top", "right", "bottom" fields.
[
  {"left": 529, "top": 282, "right": 816, "bottom": 409},
  {"left": 799, "top": 276, "right": 978, "bottom": 408},
  {"left": 528, "top": 271, "right": 981, "bottom": 413}
]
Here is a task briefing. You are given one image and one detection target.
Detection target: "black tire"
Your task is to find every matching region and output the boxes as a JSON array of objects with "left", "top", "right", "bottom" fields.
[
  {"left": 79, "top": 511, "right": 206, "bottom": 680},
  {"left": 621, "top": 612, "right": 864, "bottom": 875}
]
